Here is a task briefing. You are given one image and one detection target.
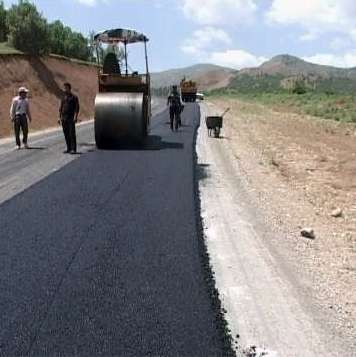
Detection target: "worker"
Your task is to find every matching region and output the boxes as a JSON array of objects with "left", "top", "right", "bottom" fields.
[
  {"left": 10, "top": 87, "right": 32, "bottom": 150},
  {"left": 59, "top": 82, "right": 80, "bottom": 154},
  {"left": 167, "top": 85, "right": 184, "bottom": 131}
]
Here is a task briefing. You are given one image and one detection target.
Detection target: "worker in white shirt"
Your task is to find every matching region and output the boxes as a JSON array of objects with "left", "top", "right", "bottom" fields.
[{"left": 10, "top": 87, "right": 32, "bottom": 150}]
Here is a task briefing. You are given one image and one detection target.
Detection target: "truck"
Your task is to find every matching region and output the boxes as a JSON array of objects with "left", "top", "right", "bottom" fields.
[{"left": 180, "top": 78, "right": 197, "bottom": 102}]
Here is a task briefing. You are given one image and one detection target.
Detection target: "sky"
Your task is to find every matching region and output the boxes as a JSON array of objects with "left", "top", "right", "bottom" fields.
[{"left": 4, "top": 0, "right": 356, "bottom": 71}]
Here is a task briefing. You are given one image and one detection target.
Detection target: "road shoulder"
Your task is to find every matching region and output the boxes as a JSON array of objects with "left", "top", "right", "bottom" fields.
[{"left": 197, "top": 102, "right": 354, "bottom": 356}]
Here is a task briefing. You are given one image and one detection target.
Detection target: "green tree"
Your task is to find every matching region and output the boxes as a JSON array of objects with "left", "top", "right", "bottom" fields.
[
  {"left": 48, "top": 20, "right": 70, "bottom": 56},
  {"left": 64, "top": 31, "right": 89, "bottom": 60},
  {"left": 0, "top": 1, "right": 8, "bottom": 42},
  {"left": 6, "top": 0, "right": 50, "bottom": 54}
]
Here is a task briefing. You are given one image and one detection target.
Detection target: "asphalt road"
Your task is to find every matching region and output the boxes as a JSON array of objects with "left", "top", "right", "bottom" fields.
[
  {"left": 0, "top": 98, "right": 165, "bottom": 205},
  {"left": 0, "top": 103, "right": 232, "bottom": 356}
]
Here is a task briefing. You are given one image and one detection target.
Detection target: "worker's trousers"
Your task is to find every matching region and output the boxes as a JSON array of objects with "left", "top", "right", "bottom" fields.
[
  {"left": 14, "top": 114, "right": 28, "bottom": 146},
  {"left": 61, "top": 117, "right": 77, "bottom": 152},
  {"left": 169, "top": 106, "right": 181, "bottom": 130}
]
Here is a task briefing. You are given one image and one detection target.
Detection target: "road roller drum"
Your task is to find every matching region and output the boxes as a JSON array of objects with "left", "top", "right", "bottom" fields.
[{"left": 95, "top": 92, "right": 147, "bottom": 147}]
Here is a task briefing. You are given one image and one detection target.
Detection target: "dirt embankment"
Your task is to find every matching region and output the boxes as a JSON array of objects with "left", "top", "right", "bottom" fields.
[
  {"left": 0, "top": 54, "right": 98, "bottom": 138},
  {"left": 194, "top": 70, "right": 235, "bottom": 91},
  {"left": 210, "top": 97, "right": 356, "bottom": 341}
]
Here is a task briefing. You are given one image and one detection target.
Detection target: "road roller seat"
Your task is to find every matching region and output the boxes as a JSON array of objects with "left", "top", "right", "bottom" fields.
[{"left": 103, "top": 52, "right": 121, "bottom": 75}]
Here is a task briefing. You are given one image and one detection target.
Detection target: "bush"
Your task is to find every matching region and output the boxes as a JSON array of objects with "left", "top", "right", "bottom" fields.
[
  {"left": 6, "top": 0, "right": 50, "bottom": 55},
  {"left": 292, "top": 83, "right": 307, "bottom": 94}
]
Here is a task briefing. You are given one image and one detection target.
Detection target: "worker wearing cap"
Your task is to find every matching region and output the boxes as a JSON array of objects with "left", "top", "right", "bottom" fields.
[
  {"left": 10, "top": 87, "right": 32, "bottom": 150},
  {"left": 59, "top": 82, "right": 80, "bottom": 154}
]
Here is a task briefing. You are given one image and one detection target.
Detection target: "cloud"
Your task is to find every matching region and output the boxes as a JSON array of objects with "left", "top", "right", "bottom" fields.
[
  {"left": 181, "top": 27, "right": 232, "bottom": 57},
  {"left": 303, "top": 52, "right": 356, "bottom": 68},
  {"left": 266, "top": 0, "right": 356, "bottom": 42},
  {"left": 181, "top": 26, "right": 266, "bottom": 69},
  {"left": 208, "top": 49, "right": 268, "bottom": 69},
  {"left": 181, "top": 0, "right": 257, "bottom": 26},
  {"left": 75, "top": 0, "right": 109, "bottom": 6}
]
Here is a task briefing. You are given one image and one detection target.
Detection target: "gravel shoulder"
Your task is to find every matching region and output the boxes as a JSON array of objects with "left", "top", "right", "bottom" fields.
[{"left": 197, "top": 100, "right": 355, "bottom": 356}]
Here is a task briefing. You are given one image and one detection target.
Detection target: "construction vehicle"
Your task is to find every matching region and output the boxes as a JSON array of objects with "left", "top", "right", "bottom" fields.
[
  {"left": 180, "top": 78, "right": 197, "bottom": 102},
  {"left": 93, "top": 28, "right": 151, "bottom": 148},
  {"left": 196, "top": 92, "right": 205, "bottom": 101}
]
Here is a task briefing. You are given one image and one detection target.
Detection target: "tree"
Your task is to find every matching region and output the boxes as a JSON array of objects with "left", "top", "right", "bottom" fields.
[
  {"left": 6, "top": 0, "right": 50, "bottom": 55},
  {"left": 0, "top": 1, "right": 8, "bottom": 42},
  {"left": 65, "top": 31, "right": 90, "bottom": 60},
  {"left": 48, "top": 20, "right": 69, "bottom": 56},
  {"left": 87, "top": 30, "right": 97, "bottom": 62}
]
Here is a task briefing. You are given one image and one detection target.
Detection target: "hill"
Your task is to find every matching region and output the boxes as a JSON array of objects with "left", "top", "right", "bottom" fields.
[
  {"left": 228, "top": 55, "right": 356, "bottom": 94},
  {"left": 241, "top": 54, "right": 356, "bottom": 79},
  {"left": 209, "top": 55, "right": 356, "bottom": 123},
  {"left": 151, "top": 64, "right": 236, "bottom": 91},
  {"left": 0, "top": 54, "right": 97, "bottom": 138}
]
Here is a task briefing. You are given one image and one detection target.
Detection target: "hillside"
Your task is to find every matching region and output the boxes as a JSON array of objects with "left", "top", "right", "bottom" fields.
[
  {"left": 228, "top": 55, "right": 356, "bottom": 94},
  {"left": 151, "top": 63, "right": 236, "bottom": 91},
  {"left": 0, "top": 54, "right": 97, "bottom": 138},
  {"left": 209, "top": 55, "right": 356, "bottom": 123},
  {"left": 241, "top": 54, "right": 356, "bottom": 79}
]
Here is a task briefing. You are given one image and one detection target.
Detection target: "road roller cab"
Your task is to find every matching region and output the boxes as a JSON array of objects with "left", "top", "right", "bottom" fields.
[{"left": 93, "top": 28, "right": 151, "bottom": 148}]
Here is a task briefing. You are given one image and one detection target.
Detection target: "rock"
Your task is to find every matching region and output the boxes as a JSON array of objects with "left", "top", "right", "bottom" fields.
[
  {"left": 331, "top": 208, "right": 343, "bottom": 218},
  {"left": 301, "top": 228, "right": 315, "bottom": 239}
]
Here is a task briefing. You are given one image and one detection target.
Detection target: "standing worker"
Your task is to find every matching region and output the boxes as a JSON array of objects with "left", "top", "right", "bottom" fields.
[
  {"left": 10, "top": 87, "right": 32, "bottom": 150},
  {"left": 59, "top": 82, "right": 80, "bottom": 154},
  {"left": 167, "top": 85, "right": 184, "bottom": 131}
]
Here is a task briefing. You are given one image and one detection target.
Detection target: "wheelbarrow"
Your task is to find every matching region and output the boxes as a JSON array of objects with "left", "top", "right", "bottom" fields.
[{"left": 205, "top": 108, "right": 230, "bottom": 138}]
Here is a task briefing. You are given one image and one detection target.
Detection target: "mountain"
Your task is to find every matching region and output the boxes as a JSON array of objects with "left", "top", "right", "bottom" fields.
[
  {"left": 228, "top": 55, "right": 356, "bottom": 94},
  {"left": 151, "top": 63, "right": 236, "bottom": 91},
  {"left": 240, "top": 54, "right": 356, "bottom": 79}
]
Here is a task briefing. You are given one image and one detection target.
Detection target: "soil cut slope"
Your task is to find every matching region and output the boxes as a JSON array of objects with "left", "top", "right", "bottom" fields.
[{"left": 0, "top": 54, "right": 97, "bottom": 138}]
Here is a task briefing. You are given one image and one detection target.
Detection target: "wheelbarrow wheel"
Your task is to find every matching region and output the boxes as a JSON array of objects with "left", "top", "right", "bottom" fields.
[{"left": 214, "top": 127, "right": 220, "bottom": 138}]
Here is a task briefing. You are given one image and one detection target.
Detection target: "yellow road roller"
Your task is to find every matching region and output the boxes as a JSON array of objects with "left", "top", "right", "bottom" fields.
[{"left": 93, "top": 28, "right": 151, "bottom": 147}]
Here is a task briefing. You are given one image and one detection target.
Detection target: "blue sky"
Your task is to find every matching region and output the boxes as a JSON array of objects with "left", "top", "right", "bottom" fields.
[{"left": 4, "top": 0, "right": 356, "bottom": 71}]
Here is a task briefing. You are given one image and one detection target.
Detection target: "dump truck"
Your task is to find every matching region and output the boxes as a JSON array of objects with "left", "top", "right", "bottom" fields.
[
  {"left": 180, "top": 78, "right": 197, "bottom": 102},
  {"left": 93, "top": 28, "right": 151, "bottom": 148}
]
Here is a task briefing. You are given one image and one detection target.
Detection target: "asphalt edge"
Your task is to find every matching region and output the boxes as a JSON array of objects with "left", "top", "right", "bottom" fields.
[{"left": 193, "top": 104, "right": 237, "bottom": 356}]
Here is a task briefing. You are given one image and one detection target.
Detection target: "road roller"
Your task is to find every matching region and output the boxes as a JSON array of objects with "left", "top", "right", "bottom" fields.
[{"left": 93, "top": 28, "right": 151, "bottom": 148}]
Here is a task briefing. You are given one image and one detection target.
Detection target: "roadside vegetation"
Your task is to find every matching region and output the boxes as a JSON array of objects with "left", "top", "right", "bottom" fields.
[
  {"left": 208, "top": 74, "right": 356, "bottom": 123},
  {"left": 0, "top": 41, "right": 22, "bottom": 54},
  {"left": 0, "top": 0, "right": 94, "bottom": 61}
]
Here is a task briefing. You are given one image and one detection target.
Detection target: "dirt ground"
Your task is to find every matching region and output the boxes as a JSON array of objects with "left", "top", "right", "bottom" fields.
[
  {"left": 0, "top": 54, "right": 97, "bottom": 138},
  {"left": 210, "top": 98, "right": 356, "bottom": 343}
]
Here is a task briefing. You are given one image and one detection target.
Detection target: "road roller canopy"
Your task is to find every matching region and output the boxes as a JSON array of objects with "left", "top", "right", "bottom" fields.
[{"left": 94, "top": 28, "right": 149, "bottom": 44}]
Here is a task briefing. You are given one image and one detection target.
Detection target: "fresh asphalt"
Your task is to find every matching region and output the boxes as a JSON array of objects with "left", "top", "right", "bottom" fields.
[{"left": 0, "top": 104, "right": 233, "bottom": 356}]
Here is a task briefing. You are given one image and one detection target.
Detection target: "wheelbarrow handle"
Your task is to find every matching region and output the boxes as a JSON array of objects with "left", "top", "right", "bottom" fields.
[{"left": 221, "top": 108, "right": 230, "bottom": 118}]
